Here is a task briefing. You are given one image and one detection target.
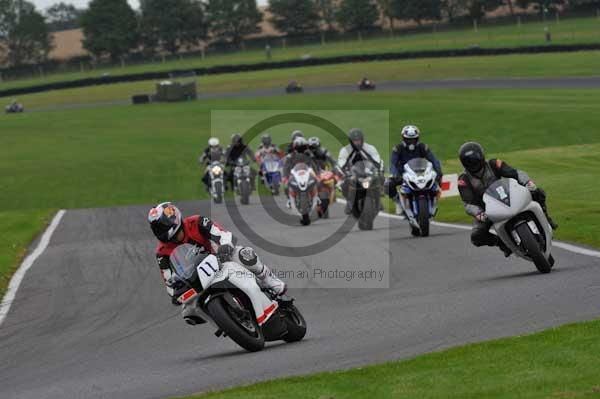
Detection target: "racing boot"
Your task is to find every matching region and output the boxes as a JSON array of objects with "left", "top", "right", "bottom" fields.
[
  {"left": 237, "top": 247, "right": 287, "bottom": 296},
  {"left": 344, "top": 199, "right": 352, "bottom": 215},
  {"left": 496, "top": 238, "right": 512, "bottom": 258}
]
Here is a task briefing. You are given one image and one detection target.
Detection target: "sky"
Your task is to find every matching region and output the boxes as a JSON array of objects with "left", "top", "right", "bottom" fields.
[{"left": 31, "top": 0, "right": 268, "bottom": 12}]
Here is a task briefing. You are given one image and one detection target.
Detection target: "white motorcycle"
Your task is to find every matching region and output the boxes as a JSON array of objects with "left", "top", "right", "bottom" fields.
[
  {"left": 170, "top": 244, "right": 307, "bottom": 352},
  {"left": 401, "top": 158, "right": 439, "bottom": 237},
  {"left": 208, "top": 161, "right": 225, "bottom": 204},
  {"left": 288, "top": 163, "right": 319, "bottom": 226},
  {"left": 484, "top": 178, "right": 555, "bottom": 273}
]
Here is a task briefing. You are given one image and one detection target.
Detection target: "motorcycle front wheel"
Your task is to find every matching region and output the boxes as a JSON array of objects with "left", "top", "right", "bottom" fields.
[
  {"left": 417, "top": 197, "right": 430, "bottom": 237},
  {"left": 207, "top": 297, "right": 265, "bottom": 352},
  {"left": 516, "top": 223, "right": 552, "bottom": 274},
  {"left": 281, "top": 305, "right": 307, "bottom": 343}
]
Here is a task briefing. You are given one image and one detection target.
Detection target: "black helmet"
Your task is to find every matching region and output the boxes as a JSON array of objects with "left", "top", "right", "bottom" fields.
[
  {"left": 459, "top": 142, "right": 486, "bottom": 174},
  {"left": 148, "top": 202, "right": 183, "bottom": 242},
  {"left": 348, "top": 128, "right": 364, "bottom": 150},
  {"left": 261, "top": 133, "right": 272, "bottom": 147},
  {"left": 293, "top": 136, "right": 308, "bottom": 153},
  {"left": 291, "top": 130, "right": 304, "bottom": 142},
  {"left": 231, "top": 133, "right": 242, "bottom": 145}
]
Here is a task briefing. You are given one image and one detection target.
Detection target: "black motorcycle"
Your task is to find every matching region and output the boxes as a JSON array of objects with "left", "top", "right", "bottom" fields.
[{"left": 347, "top": 160, "right": 381, "bottom": 230}]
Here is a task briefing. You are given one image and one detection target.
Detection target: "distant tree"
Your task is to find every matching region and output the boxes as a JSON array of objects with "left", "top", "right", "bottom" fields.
[
  {"left": 315, "top": 0, "right": 337, "bottom": 31},
  {"left": 139, "top": 0, "right": 207, "bottom": 54},
  {"left": 0, "top": 0, "right": 52, "bottom": 66},
  {"left": 441, "top": 0, "right": 469, "bottom": 22},
  {"left": 392, "top": 0, "right": 442, "bottom": 25},
  {"left": 206, "top": 0, "right": 262, "bottom": 46},
  {"left": 377, "top": 0, "right": 397, "bottom": 33},
  {"left": 268, "top": 0, "right": 320, "bottom": 36},
  {"left": 336, "top": 0, "right": 379, "bottom": 33},
  {"left": 517, "top": 0, "right": 565, "bottom": 15},
  {"left": 45, "top": 2, "right": 83, "bottom": 31},
  {"left": 465, "top": 0, "right": 504, "bottom": 21},
  {"left": 81, "top": 0, "right": 138, "bottom": 61}
]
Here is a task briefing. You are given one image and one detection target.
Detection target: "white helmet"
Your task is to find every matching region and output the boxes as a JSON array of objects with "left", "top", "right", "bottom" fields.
[
  {"left": 401, "top": 125, "right": 420, "bottom": 151},
  {"left": 208, "top": 137, "right": 220, "bottom": 147}
]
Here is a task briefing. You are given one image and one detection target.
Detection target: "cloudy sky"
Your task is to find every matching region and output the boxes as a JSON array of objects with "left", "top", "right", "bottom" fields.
[{"left": 31, "top": 0, "right": 268, "bottom": 11}]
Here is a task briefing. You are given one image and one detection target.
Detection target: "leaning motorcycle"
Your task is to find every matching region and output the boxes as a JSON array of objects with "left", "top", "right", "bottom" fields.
[
  {"left": 208, "top": 161, "right": 225, "bottom": 204},
  {"left": 347, "top": 160, "right": 381, "bottom": 230},
  {"left": 260, "top": 152, "right": 283, "bottom": 195},
  {"left": 170, "top": 244, "right": 307, "bottom": 352},
  {"left": 233, "top": 158, "right": 253, "bottom": 205},
  {"left": 288, "top": 163, "right": 319, "bottom": 226},
  {"left": 484, "top": 178, "right": 555, "bottom": 273},
  {"left": 401, "top": 158, "right": 439, "bottom": 237}
]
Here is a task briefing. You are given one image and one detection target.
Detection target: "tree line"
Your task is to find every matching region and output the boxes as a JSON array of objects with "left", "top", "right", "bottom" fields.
[{"left": 1, "top": 0, "right": 600, "bottom": 67}]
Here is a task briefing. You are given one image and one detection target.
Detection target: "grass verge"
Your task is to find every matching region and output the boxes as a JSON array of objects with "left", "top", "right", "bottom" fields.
[
  {"left": 176, "top": 318, "right": 600, "bottom": 399},
  {"left": 3, "top": 15, "right": 600, "bottom": 92}
]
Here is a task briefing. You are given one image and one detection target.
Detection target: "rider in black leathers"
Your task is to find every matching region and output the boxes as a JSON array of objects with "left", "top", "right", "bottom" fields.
[
  {"left": 458, "top": 142, "right": 558, "bottom": 257},
  {"left": 224, "top": 134, "right": 256, "bottom": 190}
]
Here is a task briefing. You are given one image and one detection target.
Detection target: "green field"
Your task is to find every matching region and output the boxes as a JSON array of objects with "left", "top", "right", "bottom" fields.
[
  {"left": 2, "top": 89, "right": 600, "bottom": 298},
  {"left": 6, "top": 50, "right": 600, "bottom": 109},
  {"left": 2, "top": 15, "right": 600, "bottom": 92},
  {"left": 177, "top": 318, "right": 600, "bottom": 399}
]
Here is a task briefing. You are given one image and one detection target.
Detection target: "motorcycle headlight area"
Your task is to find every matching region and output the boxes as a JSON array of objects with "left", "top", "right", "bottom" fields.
[
  {"left": 242, "top": 165, "right": 251, "bottom": 174},
  {"left": 359, "top": 177, "right": 372, "bottom": 189},
  {"left": 211, "top": 166, "right": 223, "bottom": 175}
]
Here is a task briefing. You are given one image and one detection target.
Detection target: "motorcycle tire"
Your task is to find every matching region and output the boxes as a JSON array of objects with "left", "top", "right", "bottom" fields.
[
  {"left": 213, "top": 181, "right": 223, "bottom": 204},
  {"left": 207, "top": 297, "right": 265, "bottom": 352},
  {"left": 516, "top": 223, "right": 552, "bottom": 274},
  {"left": 301, "top": 214, "right": 311, "bottom": 226},
  {"left": 358, "top": 194, "right": 376, "bottom": 230},
  {"left": 281, "top": 305, "right": 307, "bottom": 343},
  {"left": 417, "top": 197, "right": 430, "bottom": 237},
  {"left": 240, "top": 180, "right": 250, "bottom": 205}
]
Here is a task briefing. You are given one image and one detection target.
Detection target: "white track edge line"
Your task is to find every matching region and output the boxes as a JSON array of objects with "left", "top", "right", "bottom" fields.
[
  {"left": 0, "top": 209, "right": 66, "bottom": 327},
  {"left": 336, "top": 198, "right": 600, "bottom": 258}
]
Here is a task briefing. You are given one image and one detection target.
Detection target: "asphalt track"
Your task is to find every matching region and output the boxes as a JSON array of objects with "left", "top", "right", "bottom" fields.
[
  {"left": 1, "top": 197, "right": 600, "bottom": 399},
  {"left": 26, "top": 76, "right": 600, "bottom": 113}
]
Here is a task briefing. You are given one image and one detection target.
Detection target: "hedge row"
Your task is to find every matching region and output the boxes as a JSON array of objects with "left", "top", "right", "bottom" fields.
[{"left": 2, "top": 43, "right": 600, "bottom": 98}]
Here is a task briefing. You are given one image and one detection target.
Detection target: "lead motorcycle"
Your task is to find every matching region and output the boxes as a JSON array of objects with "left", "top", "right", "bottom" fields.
[
  {"left": 208, "top": 161, "right": 225, "bottom": 204},
  {"left": 288, "top": 163, "right": 319, "bottom": 226},
  {"left": 401, "top": 158, "right": 439, "bottom": 237},
  {"left": 233, "top": 158, "right": 253, "bottom": 205},
  {"left": 484, "top": 178, "right": 555, "bottom": 273},
  {"left": 170, "top": 244, "right": 307, "bottom": 352},
  {"left": 347, "top": 160, "right": 381, "bottom": 230}
]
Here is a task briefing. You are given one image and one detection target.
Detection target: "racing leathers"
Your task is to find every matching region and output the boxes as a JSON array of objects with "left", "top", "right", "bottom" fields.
[
  {"left": 282, "top": 149, "right": 321, "bottom": 183},
  {"left": 458, "top": 159, "right": 556, "bottom": 253},
  {"left": 338, "top": 142, "right": 384, "bottom": 212},
  {"left": 155, "top": 215, "right": 286, "bottom": 321}
]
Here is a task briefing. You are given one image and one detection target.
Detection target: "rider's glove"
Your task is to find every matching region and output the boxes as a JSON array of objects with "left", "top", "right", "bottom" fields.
[
  {"left": 476, "top": 212, "right": 488, "bottom": 223},
  {"left": 526, "top": 180, "right": 537, "bottom": 192},
  {"left": 166, "top": 275, "right": 184, "bottom": 290},
  {"left": 171, "top": 295, "right": 182, "bottom": 306},
  {"left": 217, "top": 243, "right": 235, "bottom": 263}
]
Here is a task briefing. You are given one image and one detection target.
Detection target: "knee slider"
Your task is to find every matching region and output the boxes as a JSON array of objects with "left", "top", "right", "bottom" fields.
[{"left": 238, "top": 247, "right": 258, "bottom": 266}]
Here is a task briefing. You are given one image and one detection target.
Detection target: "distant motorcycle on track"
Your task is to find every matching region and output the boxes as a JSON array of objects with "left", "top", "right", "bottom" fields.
[
  {"left": 207, "top": 161, "right": 225, "bottom": 204},
  {"left": 233, "top": 158, "right": 254, "bottom": 205}
]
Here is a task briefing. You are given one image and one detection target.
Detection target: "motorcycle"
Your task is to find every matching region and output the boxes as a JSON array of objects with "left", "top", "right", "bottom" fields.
[
  {"left": 401, "top": 158, "right": 439, "bottom": 237},
  {"left": 170, "top": 244, "right": 307, "bottom": 352},
  {"left": 317, "top": 170, "right": 337, "bottom": 219},
  {"left": 285, "top": 81, "right": 303, "bottom": 94},
  {"left": 347, "top": 160, "right": 381, "bottom": 230},
  {"left": 484, "top": 178, "right": 555, "bottom": 273},
  {"left": 358, "top": 79, "right": 376, "bottom": 91},
  {"left": 288, "top": 163, "right": 319, "bottom": 226},
  {"left": 260, "top": 152, "right": 283, "bottom": 195},
  {"left": 208, "top": 161, "right": 225, "bottom": 204},
  {"left": 233, "top": 158, "right": 253, "bottom": 205},
  {"left": 5, "top": 102, "right": 24, "bottom": 113}
]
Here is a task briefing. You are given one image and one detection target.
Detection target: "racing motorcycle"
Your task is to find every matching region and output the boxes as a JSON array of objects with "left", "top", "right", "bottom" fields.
[
  {"left": 233, "top": 158, "right": 253, "bottom": 205},
  {"left": 5, "top": 101, "right": 24, "bottom": 113},
  {"left": 401, "top": 158, "right": 439, "bottom": 237},
  {"left": 358, "top": 78, "right": 376, "bottom": 91},
  {"left": 347, "top": 160, "right": 381, "bottom": 230},
  {"left": 260, "top": 152, "right": 283, "bottom": 195},
  {"left": 484, "top": 178, "right": 555, "bottom": 273},
  {"left": 170, "top": 244, "right": 307, "bottom": 352},
  {"left": 208, "top": 161, "right": 225, "bottom": 204},
  {"left": 288, "top": 163, "right": 319, "bottom": 226}
]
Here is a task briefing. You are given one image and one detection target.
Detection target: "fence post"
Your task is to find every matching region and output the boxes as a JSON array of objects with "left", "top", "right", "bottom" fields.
[
  {"left": 555, "top": 12, "right": 560, "bottom": 25},
  {"left": 358, "top": 31, "right": 363, "bottom": 41},
  {"left": 0, "top": 72, "right": 3, "bottom": 83},
  {"left": 282, "top": 38, "right": 286, "bottom": 49},
  {"left": 201, "top": 47, "right": 205, "bottom": 60},
  {"left": 39, "top": 66, "right": 44, "bottom": 78},
  {"left": 321, "top": 31, "right": 326, "bottom": 46},
  {"left": 473, "top": 19, "right": 478, "bottom": 32},
  {"left": 517, "top": 16, "right": 521, "bottom": 28}
]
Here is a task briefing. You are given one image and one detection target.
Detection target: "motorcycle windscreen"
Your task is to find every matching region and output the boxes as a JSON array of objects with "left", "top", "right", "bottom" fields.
[
  {"left": 485, "top": 179, "right": 512, "bottom": 207},
  {"left": 264, "top": 160, "right": 280, "bottom": 172},
  {"left": 351, "top": 160, "right": 375, "bottom": 177},
  {"left": 169, "top": 244, "right": 209, "bottom": 280},
  {"left": 406, "top": 158, "right": 429, "bottom": 174}
]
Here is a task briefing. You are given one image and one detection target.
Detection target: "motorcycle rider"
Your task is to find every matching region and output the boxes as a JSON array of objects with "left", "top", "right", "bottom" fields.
[
  {"left": 458, "top": 142, "right": 558, "bottom": 257},
  {"left": 308, "top": 136, "right": 340, "bottom": 173},
  {"left": 385, "top": 125, "right": 443, "bottom": 216},
  {"left": 199, "top": 137, "right": 225, "bottom": 191},
  {"left": 282, "top": 137, "right": 321, "bottom": 208},
  {"left": 148, "top": 202, "right": 287, "bottom": 324},
  {"left": 338, "top": 128, "right": 384, "bottom": 214},
  {"left": 225, "top": 133, "right": 256, "bottom": 190},
  {"left": 286, "top": 130, "right": 305, "bottom": 154},
  {"left": 255, "top": 133, "right": 284, "bottom": 164}
]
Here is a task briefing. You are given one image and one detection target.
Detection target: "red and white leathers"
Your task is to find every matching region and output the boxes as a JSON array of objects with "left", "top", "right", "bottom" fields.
[{"left": 155, "top": 215, "right": 286, "bottom": 300}]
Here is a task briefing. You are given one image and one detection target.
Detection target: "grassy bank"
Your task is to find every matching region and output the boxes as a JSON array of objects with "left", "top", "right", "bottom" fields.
[
  {"left": 6, "top": 51, "right": 600, "bottom": 109},
  {"left": 2, "top": 15, "right": 600, "bottom": 92},
  {"left": 176, "top": 319, "right": 600, "bottom": 399}
]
